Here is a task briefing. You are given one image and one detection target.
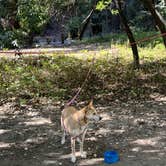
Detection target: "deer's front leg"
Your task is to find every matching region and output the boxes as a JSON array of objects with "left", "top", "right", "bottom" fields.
[
  {"left": 71, "top": 137, "right": 76, "bottom": 162},
  {"left": 80, "top": 129, "right": 87, "bottom": 158},
  {"left": 61, "top": 117, "right": 66, "bottom": 145}
]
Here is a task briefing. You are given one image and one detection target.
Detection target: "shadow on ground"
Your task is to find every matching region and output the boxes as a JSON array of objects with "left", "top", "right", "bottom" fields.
[{"left": 0, "top": 98, "right": 165, "bottom": 166}]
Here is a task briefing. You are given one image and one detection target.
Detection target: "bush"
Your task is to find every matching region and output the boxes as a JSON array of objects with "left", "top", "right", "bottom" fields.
[{"left": 0, "top": 29, "right": 28, "bottom": 49}]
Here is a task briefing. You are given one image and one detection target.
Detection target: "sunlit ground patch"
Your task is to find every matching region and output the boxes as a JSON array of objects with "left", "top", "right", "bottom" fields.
[
  {"left": 79, "top": 158, "right": 103, "bottom": 165},
  {"left": 131, "top": 137, "right": 161, "bottom": 146},
  {"left": 20, "top": 117, "right": 51, "bottom": 126},
  {"left": 0, "top": 129, "right": 11, "bottom": 135},
  {"left": 0, "top": 142, "right": 14, "bottom": 148},
  {"left": 59, "top": 152, "right": 81, "bottom": 160},
  {"left": 43, "top": 160, "right": 58, "bottom": 165}
]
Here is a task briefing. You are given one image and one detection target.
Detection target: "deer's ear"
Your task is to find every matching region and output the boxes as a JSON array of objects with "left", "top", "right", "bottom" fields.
[{"left": 89, "top": 99, "right": 93, "bottom": 106}]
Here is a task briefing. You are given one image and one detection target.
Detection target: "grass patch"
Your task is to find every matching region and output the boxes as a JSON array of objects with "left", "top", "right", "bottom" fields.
[
  {"left": 0, "top": 43, "right": 166, "bottom": 106},
  {"left": 79, "top": 31, "right": 163, "bottom": 48}
]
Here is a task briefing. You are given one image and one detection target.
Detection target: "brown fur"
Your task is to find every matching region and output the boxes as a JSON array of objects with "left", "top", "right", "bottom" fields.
[{"left": 61, "top": 101, "right": 101, "bottom": 162}]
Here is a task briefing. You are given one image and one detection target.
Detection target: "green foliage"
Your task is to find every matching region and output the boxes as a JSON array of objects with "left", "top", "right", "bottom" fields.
[
  {"left": 0, "top": 42, "right": 165, "bottom": 102},
  {"left": 0, "top": 29, "right": 28, "bottom": 48},
  {"left": 0, "top": 0, "right": 8, "bottom": 18},
  {"left": 17, "top": 0, "right": 50, "bottom": 34},
  {"left": 79, "top": 31, "right": 163, "bottom": 48},
  {"left": 64, "top": 0, "right": 96, "bottom": 38},
  {"left": 67, "top": 16, "right": 81, "bottom": 37},
  {"left": 0, "top": 0, "right": 165, "bottom": 48},
  {"left": 96, "top": 0, "right": 112, "bottom": 11},
  {"left": 0, "top": 0, "right": 50, "bottom": 48},
  {"left": 156, "top": 0, "right": 166, "bottom": 18},
  {"left": 126, "top": 0, "right": 166, "bottom": 31},
  {"left": 126, "top": 0, "right": 155, "bottom": 31}
]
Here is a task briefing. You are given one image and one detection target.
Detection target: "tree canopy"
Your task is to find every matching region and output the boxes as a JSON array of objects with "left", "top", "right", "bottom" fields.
[{"left": 0, "top": 0, "right": 165, "bottom": 49}]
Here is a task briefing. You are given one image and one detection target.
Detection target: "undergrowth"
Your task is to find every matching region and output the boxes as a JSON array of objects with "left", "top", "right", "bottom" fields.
[
  {"left": 80, "top": 31, "right": 163, "bottom": 48},
  {"left": 0, "top": 46, "right": 166, "bottom": 106}
]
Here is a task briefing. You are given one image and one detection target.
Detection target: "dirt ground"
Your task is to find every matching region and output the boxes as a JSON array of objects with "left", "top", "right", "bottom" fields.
[{"left": 0, "top": 97, "right": 165, "bottom": 166}]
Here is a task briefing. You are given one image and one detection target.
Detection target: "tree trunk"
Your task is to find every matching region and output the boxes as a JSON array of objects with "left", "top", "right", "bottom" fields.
[
  {"left": 116, "top": 0, "right": 140, "bottom": 69},
  {"left": 79, "top": 0, "right": 100, "bottom": 40},
  {"left": 79, "top": 9, "right": 94, "bottom": 40},
  {"left": 8, "top": 0, "right": 20, "bottom": 29},
  {"left": 28, "top": 32, "right": 34, "bottom": 46},
  {"left": 141, "top": 0, "right": 166, "bottom": 47}
]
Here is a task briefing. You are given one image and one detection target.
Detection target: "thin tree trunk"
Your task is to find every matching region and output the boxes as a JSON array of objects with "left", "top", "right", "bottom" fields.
[
  {"left": 79, "top": 9, "right": 94, "bottom": 40},
  {"left": 79, "top": 0, "right": 101, "bottom": 40},
  {"left": 141, "top": 0, "right": 166, "bottom": 47},
  {"left": 116, "top": 0, "right": 140, "bottom": 69},
  {"left": 9, "top": 0, "right": 20, "bottom": 29}
]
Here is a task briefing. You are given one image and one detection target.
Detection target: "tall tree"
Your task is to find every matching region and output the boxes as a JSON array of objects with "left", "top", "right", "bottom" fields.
[
  {"left": 116, "top": 0, "right": 139, "bottom": 68},
  {"left": 0, "top": 0, "right": 20, "bottom": 30},
  {"left": 79, "top": 9, "right": 94, "bottom": 40},
  {"left": 96, "top": 0, "right": 140, "bottom": 68},
  {"left": 141, "top": 0, "right": 166, "bottom": 47},
  {"left": 17, "top": 0, "right": 50, "bottom": 45}
]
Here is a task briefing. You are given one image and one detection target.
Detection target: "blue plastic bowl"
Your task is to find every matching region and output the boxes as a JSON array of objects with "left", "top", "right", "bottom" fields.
[{"left": 104, "top": 150, "right": 119, "bottom": 164}]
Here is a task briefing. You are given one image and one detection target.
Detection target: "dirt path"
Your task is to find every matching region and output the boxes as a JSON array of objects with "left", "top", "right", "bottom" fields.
[
  {"left": 0, "top": 44, "right": 115, "bottom": 59},
  {"left": 0, "top": 99, "right": 165, "bottom": 166}
]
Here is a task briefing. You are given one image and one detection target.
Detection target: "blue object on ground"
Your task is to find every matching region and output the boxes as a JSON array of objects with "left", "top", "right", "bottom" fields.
[{"left": 104, "top": 150, "right": 119, "bottom": 164}]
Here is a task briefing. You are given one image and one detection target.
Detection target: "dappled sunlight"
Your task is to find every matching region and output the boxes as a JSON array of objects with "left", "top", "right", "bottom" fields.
[
  {"left": 25, "top": 111, "right": 40, "bottom": 117},
  {"left": 100, "top": 112, "right": 112, "bottom": 121},
  {"left": 0, "top": 91, "right": 166, "bottom": 166},
  {"left": 0, "top": 142, "right": 14, "bottom": 149},
  {"left": 131, "top": 147, "right": 142, "bottom": 152},
  {"left": 43, "top": 160, "right": 58, "bottom": 165},
  {"left": 95, "top": 128, "right": 111, "bottom": 136},
  {"left": 0, "top": 129, "right": 11, "bottom": 135},
  {"left": 59, "top": 153, "right": 104, "bottom": 165},
  {"left": 131, "top": 137, "right": 162, "bottom": 147},
  {"left": 59, "top": 152, "right": 82, "bottom": 160},
  {"left": 25, "top": 137, "right": 46, "bottom": 144},
  {"left": 142, "top": 149, "right": 161, "bottom": 153},
  {"left": 87, "top": 136, "right": 97, "bottom": 141},
  {"left": 113, "top": 129, "right": 125, "bottom": 134},
  {"left": 79, "top": 158, "right": 103, "bottom": 166},
  {"left": 150, "top": 93, "right": 166, "bottom": 102},
  {"left": 20, "top": 117, "right": 52, "bottom": 126},
  {"left": 0, "top": 114, "right": 8, "bottom": 119},
  {"left": 45, "top": 152, "right": 62, "bottom": 158}
]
